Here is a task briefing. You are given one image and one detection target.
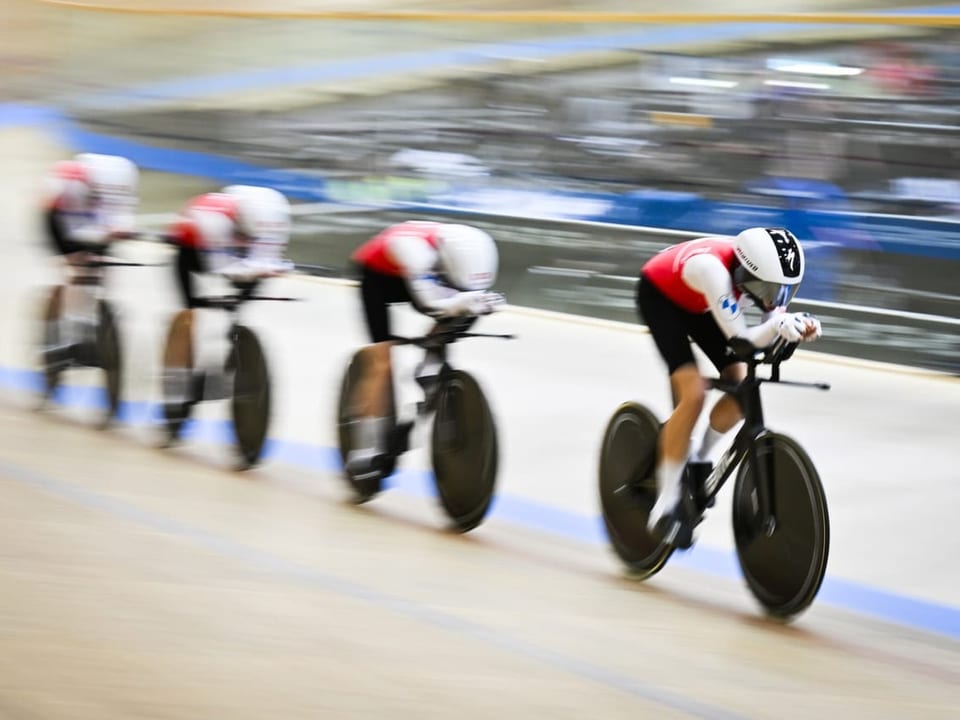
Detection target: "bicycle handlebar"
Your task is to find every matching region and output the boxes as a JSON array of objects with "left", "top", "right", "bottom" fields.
[
  {"left": 711, "top": 335, "right": 830, "bottom": 393},
  {"left": 194, "top": 295, "right": 299, "bottom": 310},
  {"left": 392, "top": 328, "right": 516, "bottom": 349},
  {"left": 728, "top": 336, "right": 793, "bottom": 365},
  {"left": 78, "top": 257, "right": 160, "bottom": 268}
]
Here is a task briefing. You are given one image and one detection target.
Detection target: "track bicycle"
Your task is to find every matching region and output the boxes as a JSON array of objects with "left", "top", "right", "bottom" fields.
[
  {"left": 160, "top": 280, "right": 294, "bottom": 470},
  {"left": 598, "top": 338, "right": 831, "bottom": 618},
  {"left": 337, "top": 318, "right": 513, "bottom": 532},
  {"left": 39, "top": 251, "right": 149, "bottom": 428}
]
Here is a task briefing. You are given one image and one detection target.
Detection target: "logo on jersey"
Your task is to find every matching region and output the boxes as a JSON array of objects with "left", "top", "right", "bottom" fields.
[
  {"left": 718, "top": 294, "right": 741, "bottom": 321},
  {"left": 765, "top": 228, "right": 801, "bottom": 278}
]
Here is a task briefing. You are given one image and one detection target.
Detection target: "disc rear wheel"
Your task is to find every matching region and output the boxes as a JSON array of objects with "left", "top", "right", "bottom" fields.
[{"left": 598, "top": 402, "right": 674, "bottom": 578}]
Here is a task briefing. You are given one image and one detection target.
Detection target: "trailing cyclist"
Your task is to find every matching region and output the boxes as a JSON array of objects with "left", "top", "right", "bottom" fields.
[
  {"left": 162, "top": 185, "right": 294, "bottom": 404},
  {"left": 41, "top": 153, "right": 139, "bottom": 359},
  {"left": 637, "top": 227, "right": 823, "bottom": 542}
]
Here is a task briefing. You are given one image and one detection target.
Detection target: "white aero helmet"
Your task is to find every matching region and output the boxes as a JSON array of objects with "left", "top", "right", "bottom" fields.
[
  {"left": 436, "top": 223, "right": 498, "bottom": 291},
  {"left": 223, "top": 185, "right": 291, "bottom": 243},
  {"left": 76, "top": 153, "right": 139, "bottom": 200},
  {"left": 733, "top": 227, "right": 804, "bottom": 311}
]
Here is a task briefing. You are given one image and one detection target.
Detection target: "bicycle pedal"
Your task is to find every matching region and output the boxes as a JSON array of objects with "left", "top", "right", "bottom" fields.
[
  {"left": 74, "top": 340, "right": 99, "bottom": 367},
  {"left": 686, "top": 460, "right": 715, "bottom": 511},
  {"left": 351, "top": 466, "right": 382, "bottom": 483},
  {"left": 345, "top": 451, "right": 381, "bottom": 478},
  {"left": 388, "top": 421, "right": 414, "bottom": 455},
  {"left": 191, "top": 371, "right": 207, "bottom": 402},
  {"left": 673, "top": 522, "right": 697, "bottom": 550}
]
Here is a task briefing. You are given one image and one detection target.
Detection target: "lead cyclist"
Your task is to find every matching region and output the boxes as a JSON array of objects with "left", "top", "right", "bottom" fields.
[{"left": 636, "top": 227, "right": 823, "bottom": 542}]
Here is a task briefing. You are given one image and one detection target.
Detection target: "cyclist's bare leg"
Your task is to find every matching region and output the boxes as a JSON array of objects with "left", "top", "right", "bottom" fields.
[
  {"left": 352, "top": 341, "right": 392, "bottom": 418},
  {"left": 711, "top": 363, "right": 747, "bottom": 429},
  {"left": 346, "top": 341, "right": 393, "bottom": 472},
  {"left": 42, "top": 284, "right": 66, "bottom": 361},
  {"left": 162, "top": 309, "right": 195, "bottom": 403},
  {"left": 43, "top": 284, "right": 64, "bottom": 324},
  {"left": 660, "top": 364, "right": 707, "bottom": 467},
  {"left": 695, "top": 362, "right": 747, "bottom": 460},
  {"left": 650, "top": 364, "right": 706, "bottom": 531}
]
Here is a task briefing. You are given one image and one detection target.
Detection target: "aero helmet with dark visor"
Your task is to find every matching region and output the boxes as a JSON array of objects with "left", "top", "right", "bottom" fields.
[
  {"left": 733, "top": 227, "right": 804, "bottom": 311},
  {"left": 436, "top": 224, "right": 498, "bottom": 291}
]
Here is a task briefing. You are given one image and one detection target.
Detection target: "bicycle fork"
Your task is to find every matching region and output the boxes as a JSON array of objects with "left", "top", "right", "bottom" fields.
[{"left": 741, "top": 382, "right": 777, "bottom": 538}]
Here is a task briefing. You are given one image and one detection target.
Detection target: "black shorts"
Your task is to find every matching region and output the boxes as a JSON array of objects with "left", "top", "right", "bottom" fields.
[
  {"left": 45, "top": 208, "right": 90, "bottom": 256},
  {"left": 358, "top": 264, "right": 412, "bottom": 343},
  {"left": 174, "top": 245, "right": 261, "bottom": 309},
  {"left": 636, "top": 274, "right": 737, "bottom": 375},
  {"left": 175, "top": 244, "right": 205, "bottom": 309}
]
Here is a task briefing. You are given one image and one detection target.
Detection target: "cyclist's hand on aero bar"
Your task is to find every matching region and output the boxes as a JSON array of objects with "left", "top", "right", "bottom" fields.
[
  {"left": 775, "top": 312, "right": 808, "bottom": 343},
  {"left": 443, "top": 290, "right": 503, "bottom": 318},
  {"left": 107, "top": 227, "right": 138, "bottom": 241},
  {"left": 221, "top": 258, "right": 293, "bottom": 282},
  {"left": 473, "top": 291, "right": 505, "bottom": 315},
  {"left": 257, "top": 258, "right": 294, "bottom": 277},
  {"left": 799, "top": 312, "right": 822, "bottom": 342}
]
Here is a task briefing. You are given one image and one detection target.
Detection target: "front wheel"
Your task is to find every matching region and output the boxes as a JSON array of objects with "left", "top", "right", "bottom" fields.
[
  {"left": 431, "top": 369, "right": 498, "bottom": 533},
  {"left": 732, "top": 432, "right": 830, "bottom": 619},
  {"left": 230, "top": 325, "right": 271, "bottom": 470},
  {"left": 598, "top": 402, "right": 674, "bottom": 579},
  {"left": 95, "top": 300, "right": 122, "bottom": 428}
]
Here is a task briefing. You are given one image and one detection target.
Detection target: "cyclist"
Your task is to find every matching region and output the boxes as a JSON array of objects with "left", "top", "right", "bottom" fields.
[
  {"left": 41, "top": 153, "right": 139, "bottom": 361},
  {"left": 637, "top": 227, "right": 822, "bottom": 541},
  {"left": 346, "top": 220, "right": 504, "bottom": 476},
  {"left": 162, "top": 185, "right": 294, "bottom": 404},
  {"left": 44, "top": 152, "right": 139, "bottom": 258}
]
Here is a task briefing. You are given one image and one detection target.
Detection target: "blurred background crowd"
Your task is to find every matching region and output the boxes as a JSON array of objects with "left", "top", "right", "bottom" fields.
[{"left": 3, "top": 0, "right": 958, "bottom": 370}]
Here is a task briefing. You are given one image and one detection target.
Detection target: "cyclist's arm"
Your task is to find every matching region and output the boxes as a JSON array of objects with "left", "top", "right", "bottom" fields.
[
  {"left": 223, "top": 235, "right": 293, "bottom": 279},
  {"left": 193, "top": 211, "right": 290, "bottom": 281},
  {"left": 216, "top": 252, "right": 294, "bottom": 281},
  {"left": 56, "top": 210, "right": 112, "bottom": 247},
  {"left": 682, "top": 254, "right": 781, "bottom": 348},
  {"left": 49, "top": 180, "right": 113, "bottom": 248},
  {"left": 388, "top": 233, "right": 479, "bottom": 317},
  {"left": 72, "top": 200, "right": 138, "bottom": 245}
]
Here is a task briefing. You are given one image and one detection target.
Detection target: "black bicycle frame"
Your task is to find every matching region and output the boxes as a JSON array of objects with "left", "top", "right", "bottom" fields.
[
  {"left": 700, "top": 360, "right": 777, "bottom": 535},
  {"left": 695, "top": 336, "right": 830, "bottom": 535},
  {"left": 397, "top": 319, "right": 514, "bottom": 415}
]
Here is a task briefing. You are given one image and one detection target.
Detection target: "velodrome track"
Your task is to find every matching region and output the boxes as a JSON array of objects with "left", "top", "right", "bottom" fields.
[{"left": 1, "top": 127, "right": 959, "bottom": 718}]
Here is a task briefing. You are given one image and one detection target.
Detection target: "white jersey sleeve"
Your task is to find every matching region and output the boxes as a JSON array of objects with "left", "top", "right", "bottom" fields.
[
  {"left": 52, "top": 178, "right": 109, "bottom": 247},
  {"left": 681, "top": 253, "right": 782, "bottom": 348}
]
